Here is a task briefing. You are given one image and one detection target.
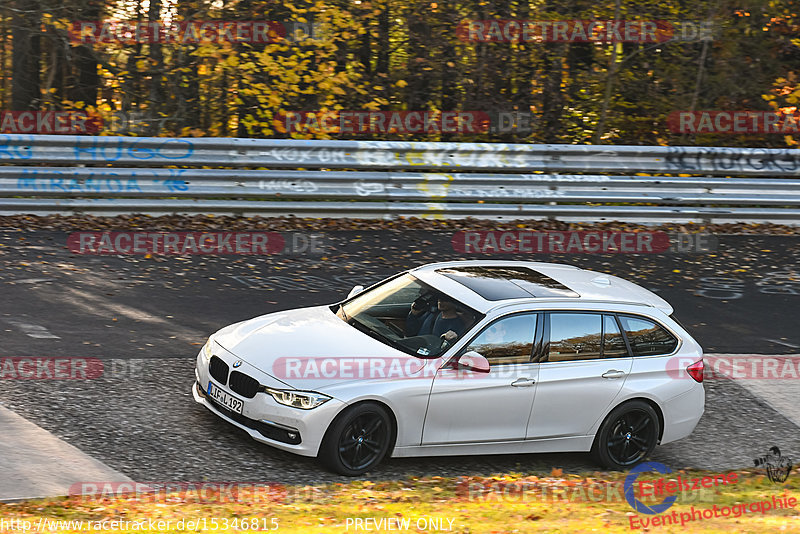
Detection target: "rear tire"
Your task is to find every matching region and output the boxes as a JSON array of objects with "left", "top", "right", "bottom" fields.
[
  {"left": 318, "top": 403, "right": 394, "bottom": 476},
  {"left": 591, "top": 400, "right": 659, "bottom": 470}
]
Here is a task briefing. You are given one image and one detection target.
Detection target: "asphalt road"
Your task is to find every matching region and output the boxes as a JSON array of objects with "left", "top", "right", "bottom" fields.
[{"left": 0, "top": 230, "right": 798, "bottom": 484}]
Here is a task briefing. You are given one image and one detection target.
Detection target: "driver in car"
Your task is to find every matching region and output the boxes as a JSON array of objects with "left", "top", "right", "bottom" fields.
[
  {"left": 417, "top": 296, "right": 467, "bottom": 342},
  {"left": 405, "top": 296, "right": 433, "bottom": 337}
]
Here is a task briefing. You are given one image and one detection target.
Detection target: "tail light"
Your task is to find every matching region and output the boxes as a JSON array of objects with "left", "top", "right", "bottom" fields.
[{"left": 686, "top": 359, "right": 704, "bottom": 383}]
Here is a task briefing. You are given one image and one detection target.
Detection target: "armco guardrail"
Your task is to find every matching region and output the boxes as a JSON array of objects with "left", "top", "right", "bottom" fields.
[{"left": 1, "top": 135, "right": 799, "bottom": 222}]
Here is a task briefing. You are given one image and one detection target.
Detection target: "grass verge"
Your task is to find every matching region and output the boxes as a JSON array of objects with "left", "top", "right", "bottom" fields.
[{"left": 1, "top": 468, "right": 798, "bottom": 533}]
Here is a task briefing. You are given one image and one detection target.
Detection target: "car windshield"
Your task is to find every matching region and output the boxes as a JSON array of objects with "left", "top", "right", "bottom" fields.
[{"left": 333, "top": 273, "right": 482, "bottom": 358}]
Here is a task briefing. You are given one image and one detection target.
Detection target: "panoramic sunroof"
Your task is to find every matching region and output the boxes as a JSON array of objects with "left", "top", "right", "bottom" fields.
[{"left": 436, "top": 266, "right": 580, "bottom": 301}]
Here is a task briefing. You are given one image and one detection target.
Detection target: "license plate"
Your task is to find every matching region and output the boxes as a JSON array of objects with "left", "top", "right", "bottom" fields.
[{"left": 207, "top": 381, "right": 244, "bottom": 414}]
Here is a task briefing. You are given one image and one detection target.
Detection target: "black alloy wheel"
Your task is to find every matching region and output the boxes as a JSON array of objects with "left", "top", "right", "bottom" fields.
[
  {"left": 319, "top": 403, "right": 393, "bottom": 476},
  {"left": 592, "top": 400, "right": 659, "bottom": 470}
]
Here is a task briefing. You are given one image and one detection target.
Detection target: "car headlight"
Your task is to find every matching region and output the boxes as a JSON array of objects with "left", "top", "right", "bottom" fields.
[
  {"left": 264, "top": 388, "right": 331, "bottom": 410},
  {"left": 202, "top": 339, "right": 214, "bottom": 361}
]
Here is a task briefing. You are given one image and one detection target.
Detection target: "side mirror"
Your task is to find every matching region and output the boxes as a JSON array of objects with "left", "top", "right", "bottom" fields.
[
  {"left": 347, "top": 285, "right": 365, "bottom": 299},
  {"left": 456, "top": 351, "right": 491, "bottom": 373}
]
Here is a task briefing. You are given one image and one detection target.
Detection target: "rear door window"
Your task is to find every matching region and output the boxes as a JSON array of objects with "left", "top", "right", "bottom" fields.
[
  {"left": 547, "top": 313, "right": 603, "bottom": 361},
  {"left": 603, "top": 315, "right": 629, "bottom": 358}
]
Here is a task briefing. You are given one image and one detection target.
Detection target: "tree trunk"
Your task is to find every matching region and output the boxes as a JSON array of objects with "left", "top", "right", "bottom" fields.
[
  {"left": 406, "top": 8, "right": 431, "bottom": 110},
  {"left": 376, "top": 2, "right": 390, "bottom": 77},
  {"left": 540, "top": 0, "right": 568, "bottom": 143},
  {"left": 68, "top": 0, "right": 101, "bottom": 107},
  {"left": 593, "top": 0, "right": 622, "bottom": 144},
  {"left": 174, "top": 0, "right": 201, "bottom": 134},
  {"left": 11, "top": 0, "right": 41, "bottom": 110},
  {"left": 541, "top": 43, "right": 565, "bottom": 142},
  {"left": 145, "top": 0, "right": 165, "bottom": 135}
]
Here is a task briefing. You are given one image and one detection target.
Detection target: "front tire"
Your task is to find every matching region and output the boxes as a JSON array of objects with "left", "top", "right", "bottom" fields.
[
  {"left": 318, "top": 403, "right": 394, "bottom": 476},
  {"left": 592, "top": 400, "right": 659, "bottom": 470}
]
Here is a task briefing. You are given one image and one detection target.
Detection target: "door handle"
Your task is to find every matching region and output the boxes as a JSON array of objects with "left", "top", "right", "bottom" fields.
[
  {"left": 602, "top": 370, "right": 626, "bottom": 379},
  {"left": 511, "top": 378, "right": 536, "bottom": 387}
]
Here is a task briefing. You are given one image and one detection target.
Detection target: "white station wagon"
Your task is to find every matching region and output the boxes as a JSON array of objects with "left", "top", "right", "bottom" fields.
[{"left": 193, "top": 261, "right": 705, "bottom": 475}]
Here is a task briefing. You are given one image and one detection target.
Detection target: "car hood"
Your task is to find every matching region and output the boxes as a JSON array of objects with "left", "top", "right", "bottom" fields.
[{"left": 213, "top": 305, "right": 429, "bottom": 389}]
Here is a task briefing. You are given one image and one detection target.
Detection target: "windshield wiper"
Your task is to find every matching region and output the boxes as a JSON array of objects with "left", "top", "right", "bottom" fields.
[
  {"left": 348, "top": 317, "right": 410, "bottom": 353},
  {"left": 349, "top": 317, "right": 385, "bottom": 341},
  {"left": 338, "top": 303, "right": 348, "bottom": 322}
]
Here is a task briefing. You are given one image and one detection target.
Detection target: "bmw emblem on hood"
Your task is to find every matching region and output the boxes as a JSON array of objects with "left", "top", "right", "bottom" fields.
[{"left": 233, "top": 360, "right": 243, "bottom": 368}]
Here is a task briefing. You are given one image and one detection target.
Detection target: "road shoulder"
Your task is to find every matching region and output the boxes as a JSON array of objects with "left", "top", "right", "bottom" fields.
[{"left": 0, "top": 404, "right": 132, "bottom": 502}]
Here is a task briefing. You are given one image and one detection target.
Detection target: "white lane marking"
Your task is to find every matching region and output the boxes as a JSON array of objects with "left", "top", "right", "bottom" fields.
[
  {"left": 12, "top": 278, "right": 56, "bottom": 284},
  {"left": 61, "top": 286, "right": 204, "bottom": 343},
  {"left": 764, "top": 338, "right": 800, "bottom": 349},
  {"left": 4, "top": 319, "right": 61, "bottom": 339}
]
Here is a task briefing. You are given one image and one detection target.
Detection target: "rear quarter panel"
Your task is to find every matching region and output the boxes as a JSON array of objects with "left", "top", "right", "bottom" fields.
[{"left": 587, "top": 310, "right": 705, "bottom": 442}]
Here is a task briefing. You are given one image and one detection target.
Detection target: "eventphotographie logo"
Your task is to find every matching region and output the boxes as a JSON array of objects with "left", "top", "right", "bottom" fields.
[{"left": 624, "top": 462, "right": 678, "bottom": 515}]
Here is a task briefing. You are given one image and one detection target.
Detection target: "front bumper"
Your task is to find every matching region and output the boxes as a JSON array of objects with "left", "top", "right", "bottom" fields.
[
  {"left": 194, "top": 381, "right": 303, "bottom": 444},
  {"left": 193, "top": 346, "right": 345, "bottom": 457}
]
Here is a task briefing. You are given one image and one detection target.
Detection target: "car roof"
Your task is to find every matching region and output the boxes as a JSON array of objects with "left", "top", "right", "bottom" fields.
[{"left": 409, "top": 260, "right": 673, "bottom": 315}]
